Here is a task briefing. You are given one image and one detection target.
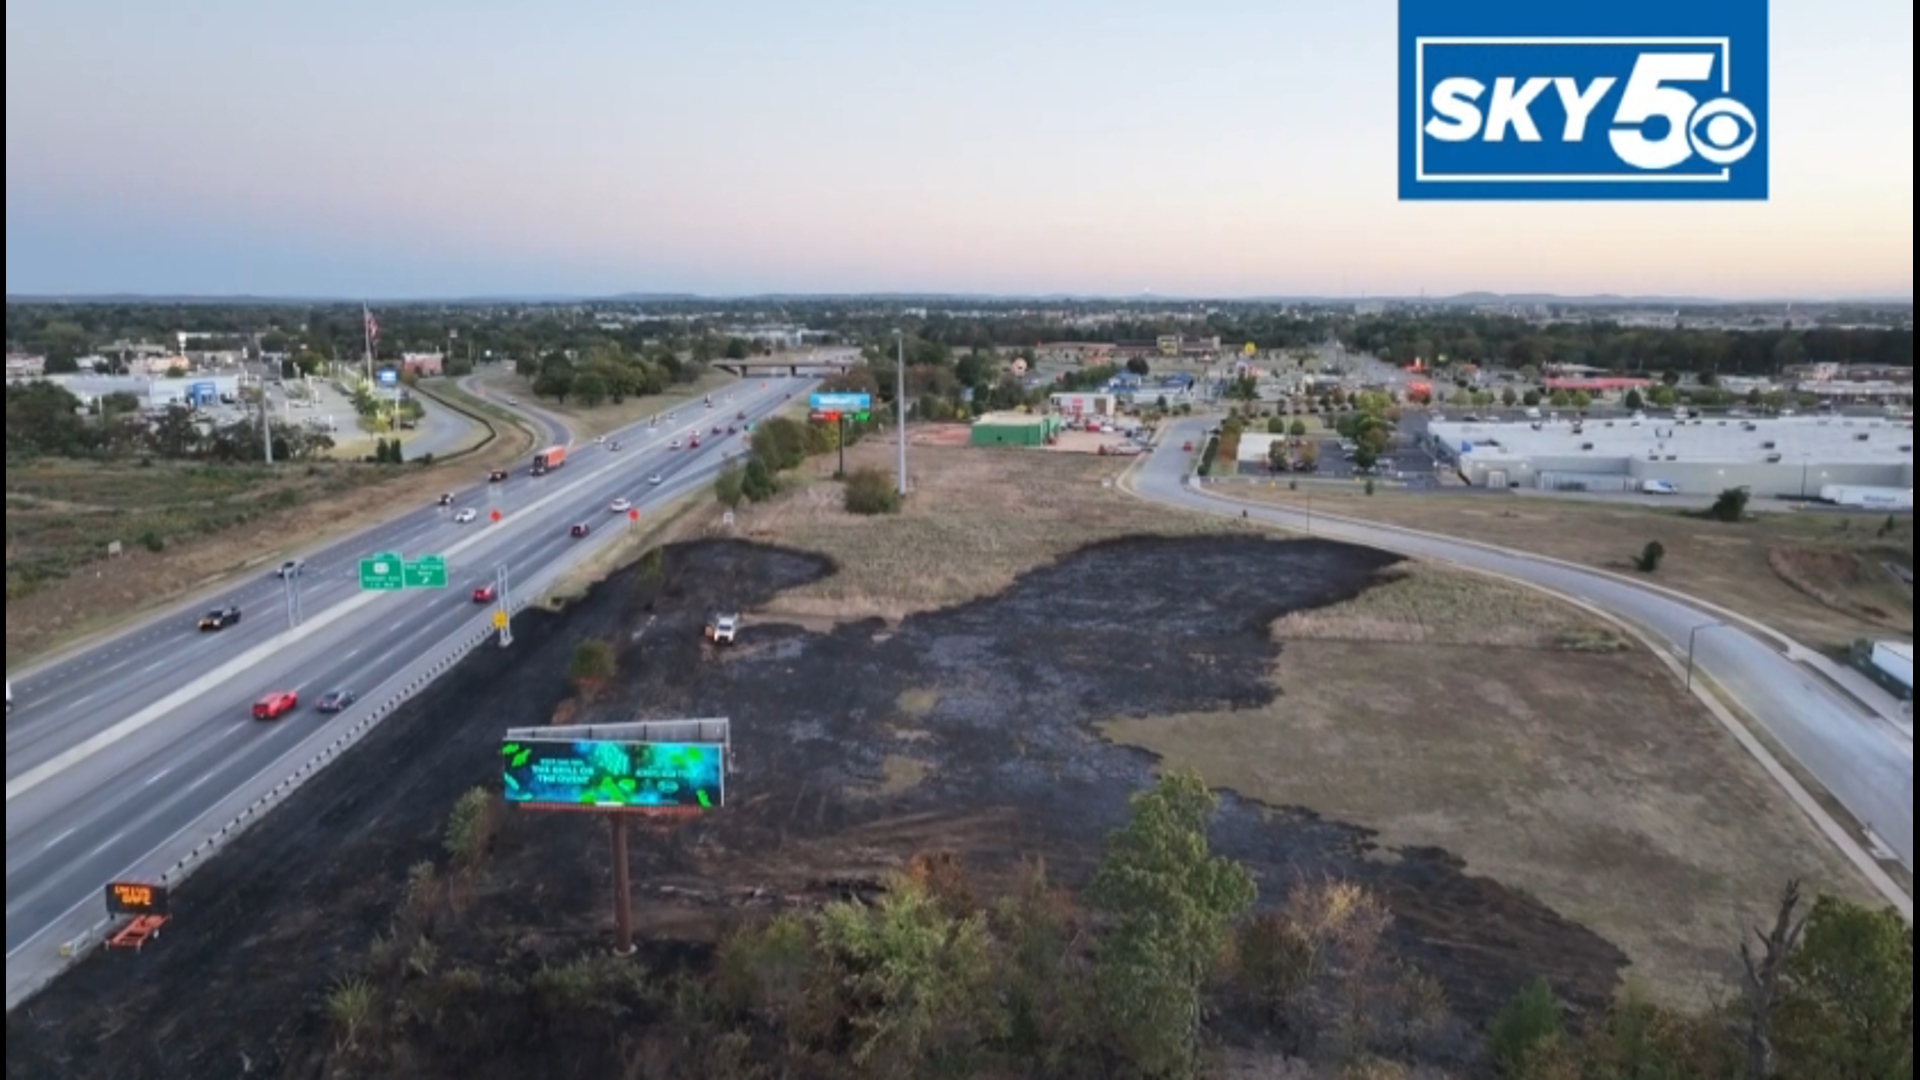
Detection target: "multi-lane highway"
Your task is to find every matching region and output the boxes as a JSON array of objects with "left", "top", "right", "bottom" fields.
[
  {"left": 5, "top": 376, "right": 811, "bottom": 978},
  {"left": 1133, "top": 417, "right": 1915, "bottom": 893}
]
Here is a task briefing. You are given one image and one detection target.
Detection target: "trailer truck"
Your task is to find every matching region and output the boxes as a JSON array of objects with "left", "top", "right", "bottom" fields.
[{"left": 531, "top": 445, "right": 568, "bottom": 476}]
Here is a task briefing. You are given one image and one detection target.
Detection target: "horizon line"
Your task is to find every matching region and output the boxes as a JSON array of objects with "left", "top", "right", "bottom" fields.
[{"left": 7, "top": 290, "right": 1915, "bottom": 307}]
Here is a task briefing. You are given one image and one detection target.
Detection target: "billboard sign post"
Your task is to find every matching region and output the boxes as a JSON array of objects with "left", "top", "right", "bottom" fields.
[{"left": 503, "top": 719, "right": 732, "bottom": 956}]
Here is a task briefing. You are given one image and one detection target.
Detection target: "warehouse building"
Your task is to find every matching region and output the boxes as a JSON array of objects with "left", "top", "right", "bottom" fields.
[
  {"left": 1432, "top": 414, "right": 1914, "bottom": 498},
  {"left": 971, "top": 412, "right": 1063, "bottom": 447}
]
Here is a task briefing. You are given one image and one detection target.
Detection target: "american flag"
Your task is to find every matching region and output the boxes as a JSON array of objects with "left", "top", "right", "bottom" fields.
[{"left": 364, "top": 307, "right": 380, "bottom": 342}]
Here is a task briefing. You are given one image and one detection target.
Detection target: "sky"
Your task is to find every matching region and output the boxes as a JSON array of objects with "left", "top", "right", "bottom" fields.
[{"left": 5, "top": 0, "right": 1913, "bottom": 300}]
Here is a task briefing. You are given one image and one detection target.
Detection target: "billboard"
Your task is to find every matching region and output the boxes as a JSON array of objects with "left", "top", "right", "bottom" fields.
[
  {"left": 809, "top": 391, "right": 872, "bottom": 412},
  {"left": 106, "top": 881, "right": 169, "bottom": 916},
  {"left": 502, "top": 738, "right": 724, "bottom": 811},
  {"left": 376, "top": 368, "right": 399, "bottom": 387}
]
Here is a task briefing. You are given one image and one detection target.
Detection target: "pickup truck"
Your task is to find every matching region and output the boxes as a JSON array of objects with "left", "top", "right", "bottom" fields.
[
  {"left": 705, "top": 613, "right": 738, "bottom": 645},
  {"left": 198, "top": 606, "right": 243, "bottom": 631}
]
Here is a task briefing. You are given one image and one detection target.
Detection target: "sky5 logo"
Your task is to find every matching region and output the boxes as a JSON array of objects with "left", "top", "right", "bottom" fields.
[{"left": 1399, "top": 0, "right": 1768, "bottom": 200}]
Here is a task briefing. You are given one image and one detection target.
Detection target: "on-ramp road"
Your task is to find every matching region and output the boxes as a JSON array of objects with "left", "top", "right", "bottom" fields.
[
  {"left": 1132, "top": 418, "right": 1914, "bottom": 881},
  {"left": 6, "top": 377, "right": 812, "bottom": 1004}
]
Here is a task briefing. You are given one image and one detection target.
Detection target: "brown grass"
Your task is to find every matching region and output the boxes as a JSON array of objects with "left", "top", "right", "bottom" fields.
[
  {"left": 475, "top": 368, "right": 740, "bottom": 438},
  {"left": 1226, "top": 485, "right": 1913, "bottom": 650},
  {"left": 1101, "top": 564, "right": 1877, "bottom": 1005},
  {"left": 4, "top": 427, "right": 535, "bottom": 667},
  {"left": 740, "top": 441, "right": 1257, "bottom": 622}
]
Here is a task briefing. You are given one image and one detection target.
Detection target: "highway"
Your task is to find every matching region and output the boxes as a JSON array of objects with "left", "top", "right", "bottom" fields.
[
  {"left": 5, "top": 376, "right": 810, "bottom": 969},
  {"left": 1134, "top": 417, "right": 1915, "bottom": 882}
]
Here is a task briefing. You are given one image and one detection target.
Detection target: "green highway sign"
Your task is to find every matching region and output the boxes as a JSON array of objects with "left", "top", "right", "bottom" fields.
[
  {"left": 403, "top": 555, "right": 449, "bottom": 589},
  {"left": 359, "top": 552, "right": 405, "bottom": 591}
]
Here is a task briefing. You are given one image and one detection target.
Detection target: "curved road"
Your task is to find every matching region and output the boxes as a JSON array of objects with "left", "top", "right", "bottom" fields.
[
  {"left": 6, "top": 377, "right": 810, "bottom": 1001},
  {"left": 1133, "top": 417, "right": 1914, "bottom": 884}
]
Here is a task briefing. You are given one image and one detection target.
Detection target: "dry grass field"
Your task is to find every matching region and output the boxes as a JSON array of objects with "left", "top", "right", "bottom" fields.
[
  {"left": 475, "top": 367, "right": 739, "bottom": 437},
  {"left": 1101, "top": 564, "right": 1876, "bottom": 1004},
  {"left": 3, "top": 426, "right": 535, "bottom": 667},
  {"left": 738, "top": 441, "right": 1259, "bottom": 621},
  {"left": 1228, "top": 484, "right": 1913, "bottom": 650}
]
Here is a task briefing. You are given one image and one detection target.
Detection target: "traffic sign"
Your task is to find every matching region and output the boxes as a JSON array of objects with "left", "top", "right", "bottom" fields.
[
  {"left": 493, "top": 610, "right": 509, "bottom": 629},
  {"left": 403, "top": 555, "right": 449, "bottom": 589},
  {"left": 1244, "top": 342, "right": 1257, "bottom": 356},
  {"left": 628, "top": 508, "right": 640, "bottom": 522},
  {"left": 359, "top": 552, "right": 405, "bottom": 591},
  {"left": 490, "top": 509, "right": 502, "bottom": 522}
]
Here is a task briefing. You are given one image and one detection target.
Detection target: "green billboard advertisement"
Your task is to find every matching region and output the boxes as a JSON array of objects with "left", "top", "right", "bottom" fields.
[{"left": 501, "top": 739, "right": 723, "bottom": 810}]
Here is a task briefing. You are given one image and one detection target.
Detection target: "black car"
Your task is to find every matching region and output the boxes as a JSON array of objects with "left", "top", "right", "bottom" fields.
[
  {"left": 569, "top": 523, "right": 591, "bottom": 538},
  {"left": 198, "top": 606, "right": 242, "bottom": 631},
  {"left": 316, "top": 689, "right": 357, "bottom": 713}
]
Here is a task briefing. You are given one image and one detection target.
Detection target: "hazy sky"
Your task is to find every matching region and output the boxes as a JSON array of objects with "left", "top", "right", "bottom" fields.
[{"left": 5, "top": 0, "right": 1912, "bottom": 299}]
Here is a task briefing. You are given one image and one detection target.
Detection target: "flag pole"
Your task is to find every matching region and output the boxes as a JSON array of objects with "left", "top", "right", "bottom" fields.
[{"left": 362, "top": 303, "right": 375, "bottom": 384}]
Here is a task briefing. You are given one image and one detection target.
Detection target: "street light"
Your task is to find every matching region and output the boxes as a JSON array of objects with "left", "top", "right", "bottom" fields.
[
  {"left": 1685, "top": 621, "right": 1723, "bottom": 692},
  {"left": 894, "top": 329, "right": 907, "bottom": 497}
]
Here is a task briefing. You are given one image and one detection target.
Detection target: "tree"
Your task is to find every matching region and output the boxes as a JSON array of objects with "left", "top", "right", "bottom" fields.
[
  {"left": 1267, "top": 440, "right": 1291, "bottom": 472},
  {"left": 843, "top": 468, "right": 900, "bottom": 515},
  {"left": 1774, "top": 895, "right": 1913, "bottom": 1079},
  {"left": 714, "top": 465, "right": 745, "bottom": 509},
  {"left": 571, "top": 370, "right": 608, "bottom": 407},
  {"left": 1225, "top": 376, "right": 1259, "bottom": 402},
  {"left": 1488, "top": 978, "right": 1564, "bottom": 1075},
  {"left": 1739, "top": 880, "right": 1807, "bottom": 1080},
  {"left": 531, "top": 367, "right": 572, "bottom": 403},
  {"left": 1125, "top": 356, "right": 1151, "bottom": 376},
  {"left": 1501, "top": 387, "right": 1518, "bottom": 407},
  {"left": 749, "top": 416, "right": 809, "bottom": 472},
  {"left": 1549, "top": 390, "right": 1572, "bottom": 408},
  {"left": 741, "top": 455, "right": 777, "bottom": 502},
  {"left": 1289, "top": 419, "right": 1308, "bottom": 437},
  {"left": 1088, "top": 772, "right": 1256, "bottom": 1077},
  {"left": 1624, "top": 388, "right": 1644, "bottom": 411},
  {"left": 724, "top": 337, "right": 751, "bottom": 360},
  {"left": 1707, "top": 487, "right": 1750, "bottom": 523}
]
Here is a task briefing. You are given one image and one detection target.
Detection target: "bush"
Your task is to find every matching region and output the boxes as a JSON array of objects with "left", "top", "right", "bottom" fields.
[
  {"left": 843, "top": 468, "right": 900, "bottom": 515},
  {"left": 1364, "top": 478, "right": 1376, "bottom": 496},
  {"left": 443, "top": 787, "right": 499, "bottom": 869},
  {"left": 1706, "top": 486, "right": 1749, "bottom": 523},
  {"left": 1634, "top": 540, "right": 1666, "bottom": 572},
  {"left": 1488, "top": 977, "right": 1563, "bottom": 1075},
  {"left": 741, "top": 455, "right": 777, "bottom": 502},
  {"left": 567, "top": 638, "right": 617, "bottom": 691},
  {"left": 137, "top": 529, "right": 165, "bottom": 553},
  {"left": 713, "top": 465, "right": 745, "bottom": 509},
  {"left": 1198, "top": 435, "right": 1221, "bottom": 476}
]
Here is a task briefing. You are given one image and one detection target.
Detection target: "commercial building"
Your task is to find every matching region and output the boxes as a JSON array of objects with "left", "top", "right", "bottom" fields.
[
  {"left": 401, "top": 352, "right": 446, "bottom": 377},
  {"left": 1049, "top": 392, "right": 1116, "bottom": 418},
  {"left": 971, "top": 412, "right": 1063, "bottom": 447},
  {"left": 1432, "top": 414, "right": 1915, "bottom": 498}
]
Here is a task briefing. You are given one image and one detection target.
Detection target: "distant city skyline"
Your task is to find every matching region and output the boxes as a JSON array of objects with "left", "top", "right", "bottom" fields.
[{"left": 6, "top": 0, "right": 1912, "bottom": 300}]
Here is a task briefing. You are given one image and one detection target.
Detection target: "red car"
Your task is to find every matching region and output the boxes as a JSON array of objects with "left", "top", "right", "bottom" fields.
[
  {"left": 1182, "top": 441, "right": 1194, "bottom": 451},
  {"left": 252, "top": 691, "right": 298, "bottom": 721},
  {"left": 472, "top": 585, "right": 497, "bottom": 603},
  {"left": 689, "top": 435, "right": 701, "bottom": 448}
]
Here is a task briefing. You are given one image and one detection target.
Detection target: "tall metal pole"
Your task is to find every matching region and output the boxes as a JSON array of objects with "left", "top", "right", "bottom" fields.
[
  {"left": 496, "top": 563, "right": 514, "bottom": 648},
  {"left": 259, "top": 387, "right": 274, "bottom": 465},
  {"left": 895, "top": 330, "right": 907, "bottom": 496}
]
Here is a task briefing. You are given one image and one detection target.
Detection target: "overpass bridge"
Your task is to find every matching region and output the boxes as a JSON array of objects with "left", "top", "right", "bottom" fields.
[{"left": 715, "top": 351, "right": 859, "bottom": 378}]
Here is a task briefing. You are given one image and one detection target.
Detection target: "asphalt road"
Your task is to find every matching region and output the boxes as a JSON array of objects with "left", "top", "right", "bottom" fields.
[
  {"left": 1136, "top": 416, "right": 1915, "bottom": 876},
  {"left": 4, "top": 377, "right": 810, "bottom": 962}
]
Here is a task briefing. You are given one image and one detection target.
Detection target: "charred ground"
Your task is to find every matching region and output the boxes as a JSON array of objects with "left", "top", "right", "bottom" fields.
[{"left": 6, "top": 534, "right": 1628, "bottom": 1080}]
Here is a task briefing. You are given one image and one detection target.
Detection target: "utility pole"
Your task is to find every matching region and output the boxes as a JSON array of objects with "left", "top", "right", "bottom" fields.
[
  {"left": 259, "top": 385, "right": 274, "bottom": 465},
  {"left": 895, "top": 329, "right": 907, "bottom": 496},
  {"left": 283, "top": 570, "right": 302, "bottom": 628}
]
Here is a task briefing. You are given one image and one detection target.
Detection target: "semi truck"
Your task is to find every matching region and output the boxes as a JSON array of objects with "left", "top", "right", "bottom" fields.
[{"left": 531, "top": 445, "right": 568, "bottom": 476}]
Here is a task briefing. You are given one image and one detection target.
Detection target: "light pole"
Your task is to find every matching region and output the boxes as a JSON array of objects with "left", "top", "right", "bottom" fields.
[
  {"left": 1686, "top": 621, "right": 1723, "bottom": 692},
  {"left": 894, "top": 329, "right": 908, "bottom": 497}
]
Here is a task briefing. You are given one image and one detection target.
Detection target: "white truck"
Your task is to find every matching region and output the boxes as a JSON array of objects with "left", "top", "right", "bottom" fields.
[
  {"left": 705, "top": 613, "right": 738, "bottom": 645},
  {"left": 1641, "top": 479, "right": 1678, "bottom": 495}
]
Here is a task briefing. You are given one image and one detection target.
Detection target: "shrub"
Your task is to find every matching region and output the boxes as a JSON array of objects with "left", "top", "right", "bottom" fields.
[
  {"left": 1633, "top": 540, "right": 1666, "bottom": 573},
  {"left": 1488, "top": 977, "right": 1563, "bottom": 1075},
  {"left": 443, "top": 787, "right": 499, "bottom": 869},
  {"left": 1706, "top": 486, "right": 1749, "bottom": 523},
  {"left": 1364, "top": 478, "right": 1376, "bottom": 496},
  {"left": 567, "top": 638, "right": 617, "bottom": 692},
  {"left": 713, "top": 465, "right": 745, "bottom": 509},
  {"left": 741, "top": 455, "right": 777, "bottom": 502},
  {"left": 137, "top": 529, "right": 165, "bottom": 553},
  {"left": 843, "top": 468, "right": 900, "bottom": 515}
]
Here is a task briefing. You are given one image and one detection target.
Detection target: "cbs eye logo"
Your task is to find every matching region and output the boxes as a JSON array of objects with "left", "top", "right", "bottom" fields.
[{"left": 1688, "top": 97, "right": 1758, "bottom": 165}]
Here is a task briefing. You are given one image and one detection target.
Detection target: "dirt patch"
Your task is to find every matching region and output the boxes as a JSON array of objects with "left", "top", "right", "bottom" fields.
[
  {"left": 1226, "top": 485, "right": 1914, "bottom": 649},
  {"left": 475, "top": 368, "right": 738, "bottom": 438},
  {"left": 1103, "top": 563, "right": 1875, "bottom": 1008},
  {"left": 6, "top": 534, "right": 1653, "bottom": 1080}
]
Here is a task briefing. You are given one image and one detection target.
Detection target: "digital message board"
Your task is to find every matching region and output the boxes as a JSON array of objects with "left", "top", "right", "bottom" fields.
[
  {"left": 809, "top": 391, "right": 872, "bottom": 413},
  {"left": 502, "top": 738, "right": 724, "bottom": 811},
  {"left": 105, "top": 881, "right": 170, "bottom": 916}
]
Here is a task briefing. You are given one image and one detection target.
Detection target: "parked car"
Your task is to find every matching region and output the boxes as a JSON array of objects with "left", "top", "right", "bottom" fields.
[
  {"left": 252, "top": 690, "right": 299, "bottom": 720},
  {"left": 198, "top": 606, "right": 242, "bottom": 631},
  {"left": 315, "top": 689, "right": 357, "bottom": 713}
]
